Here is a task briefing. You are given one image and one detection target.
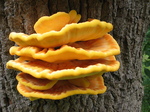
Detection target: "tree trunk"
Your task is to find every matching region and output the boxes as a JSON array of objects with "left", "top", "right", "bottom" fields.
[{"left": 0, "top": 0, "right": 149, "bottom": 112}]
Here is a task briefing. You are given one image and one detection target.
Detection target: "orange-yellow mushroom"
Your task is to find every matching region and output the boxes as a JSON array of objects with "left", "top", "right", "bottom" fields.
[
  {"left": 34, "top": 12, "right": 70, "bottom": 34},
  {"left": 9, "top": 34, "right": 120, "bottom": 62},
  {"left": 68, "top": 10, "right": 81, "bottom": 23},
  {"left": 34, "top": 10, "right": 81, "bottom": 34},
  {"left": 9, "top": 19, "right": 113, "bottom": 48},
  {"left": 17, "top": 74, "right": 106, "bottom": 100},
  {"left": 6, "top": 10, "right": 120, "bottom": 100},
  {"left": 6, "top": 56, "right": 120, "bottom": 80},
  {"left": 16, "top": 72, "right": 57, "bottom": 90}
]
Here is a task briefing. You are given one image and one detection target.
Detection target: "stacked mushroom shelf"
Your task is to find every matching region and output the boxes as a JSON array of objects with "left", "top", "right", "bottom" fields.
[{"left": 6, "top": 10, "right": 120, "bottom": 100}]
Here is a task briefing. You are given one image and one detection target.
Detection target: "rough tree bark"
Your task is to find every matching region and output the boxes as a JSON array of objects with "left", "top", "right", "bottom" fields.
[{"left": 0, "top": 0, "right": 150, "bottom": 112}]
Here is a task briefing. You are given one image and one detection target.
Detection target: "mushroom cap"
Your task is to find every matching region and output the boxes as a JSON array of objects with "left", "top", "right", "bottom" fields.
[
  {"left": 6, "top": 56, "right": 120, "bottom": 80},
  {"left": 34, "top": 12, "right": 70, "bottom": 34},
  {"left": 9, "top": 34, "right": 120, "bottom": 62},
  {"left": 9, "top": 19, "right": 113, "bottom": 48},
  {"left": 17, "top": 72, "right": 93, "bottom": 90},
  {"left": 34, "top": 10, "right": 81, "bottom": 34},
  {"left": 16, "top": 72, "right": 57, "bottom": 90},
  {"left": 17, "top": 74, "right": 107, "bottom": 100},
  {"left": 68, "top": 10, "right": 81, "bottom": 23}
]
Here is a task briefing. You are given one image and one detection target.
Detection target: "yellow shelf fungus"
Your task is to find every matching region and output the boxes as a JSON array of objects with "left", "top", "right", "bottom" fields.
[
  {"left": 34, "top": 12, "right": 70, "bottom": 34},
  {"left": 17, "top": 74, "right": 107, "bottom": 100},
  {"left": 68, "top": 10, "right": 81, "bottom": 23},
  {"left": 17, "top": 72, "right": 93, "bottom": 90},
  {"left": 16, "top": 72, "right": 57, "bottom": 90},
  {"left": 9, "top": 34, "right": 120, "bottom": 62},
  {"left": 6, "top": 10, "right": 120, "bottom": 100},
  {"left": 9, "top": 19, "right": 113, "bottom": 48},
  {"left": 6, "top": 56, "right": 120, "bottom": 80},
  {"left": 34, "top": 10, "right": 81, "bottom": 34}
]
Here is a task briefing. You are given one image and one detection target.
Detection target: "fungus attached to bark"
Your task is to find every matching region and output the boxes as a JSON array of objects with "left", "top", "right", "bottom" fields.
[
  {"left": 6, "top": 56, "right": 120, "bottom": 80},
  {"left": 34, "top": 10, "right": 81, "bottom": 34},
  {"left": 9, "top": 34, "right": 120, "bottom": 62},
  {"left": 16, "top": 72, "right": 57, "bottom": 90},
  {"left": 9, "top": 19, "right": 113, "bottom": 48},
  {"left": 17, "top": 73, "right": 106, "bottom": 100},
  {"left": 6, "top": 10, "right": 120, "bottom": 100}
]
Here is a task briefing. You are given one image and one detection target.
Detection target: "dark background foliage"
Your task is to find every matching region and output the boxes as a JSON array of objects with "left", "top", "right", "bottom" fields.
[{"left": 142, "top": 27, "right": 150, "bottom": 112}]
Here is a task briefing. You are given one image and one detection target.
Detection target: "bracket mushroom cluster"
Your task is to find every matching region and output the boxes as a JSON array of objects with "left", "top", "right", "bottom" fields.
[{"left": 6, "top": 10, "right": 120, "bottom": 100}]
